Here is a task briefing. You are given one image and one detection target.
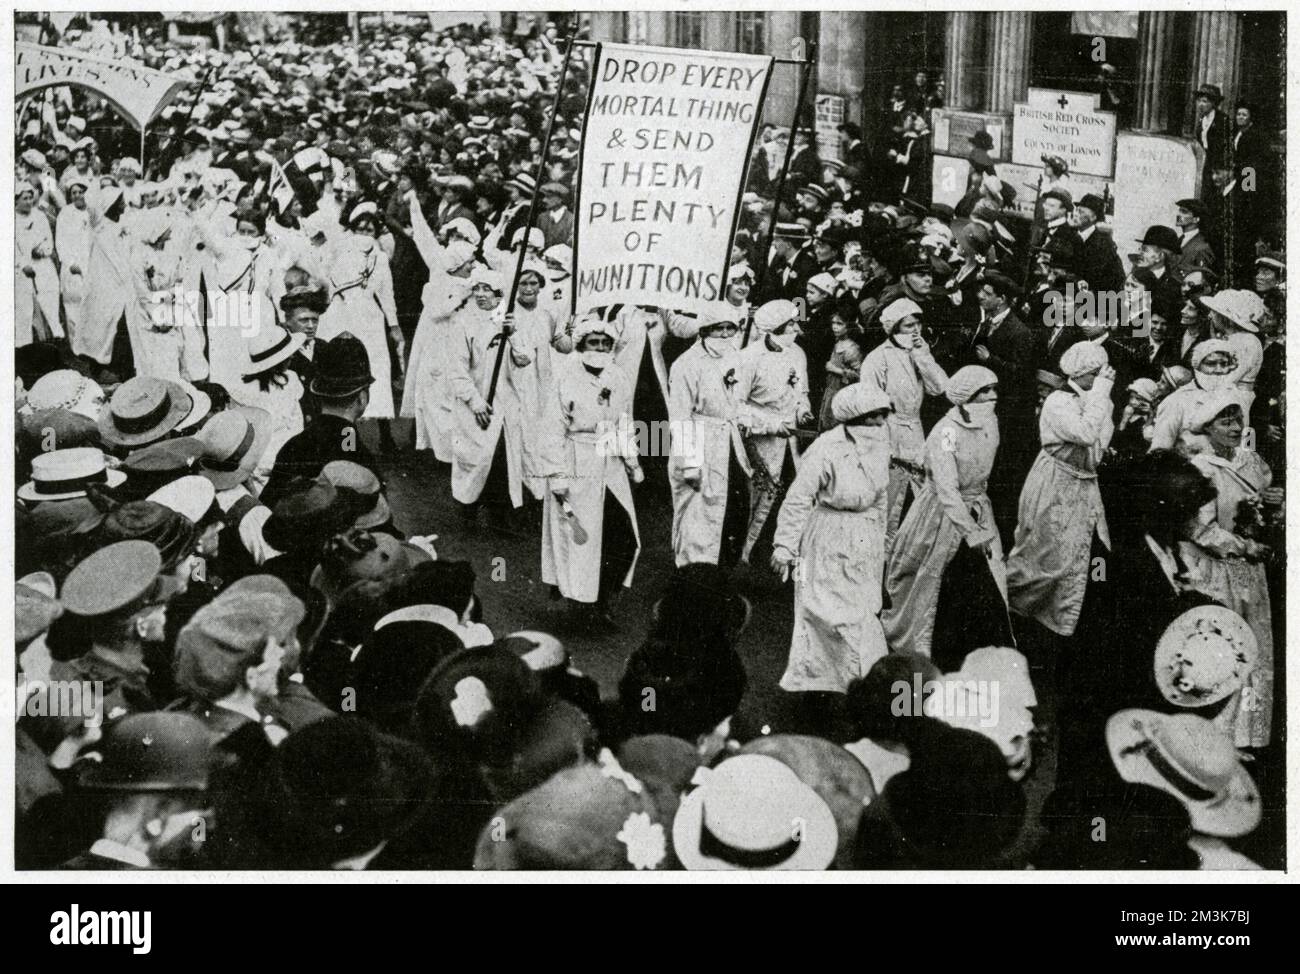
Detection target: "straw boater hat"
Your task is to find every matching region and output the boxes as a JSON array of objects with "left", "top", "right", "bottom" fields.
[
  {"left": 193, "top": 407, "right": 272, "bottom": 491},
  {"left": 242, "top": 323, "right": 305, "bottom": 382},
  {"left": 1107, "top": 710, "right": 1260, "bottom": 838},
  {"left": 98, "top": 377, "right": 195, "bottom": 449},
  {"left": 19, "top": 447, "right": 126, "bottom": 502},
  {"left": 1154, "top": 606, "right": 1257, "bottom": 709},
  {"left": 673, "top": 753, "right": 838, "bottom": 870}
]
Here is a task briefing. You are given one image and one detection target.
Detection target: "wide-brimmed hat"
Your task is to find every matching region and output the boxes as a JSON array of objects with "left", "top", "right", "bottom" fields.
[
  {"left": 262, "top": 480, "right": 356, "bottom": 555},
  {"left": 1107, "top": 710, "right": 1260, "bottom": 838},
  {"left": 320, "top": 460, "right": 392, "bottom": 530},
  {"left": 266, "top": 715, "right": 438, "bottom": 867},
  {"left": 98, "top": 377, "right": 194, "bottom": 449},
  {"left": 738, "top": 736, "right": 876, "bottom": 869},
  {"left": 505, "top": 172, "right": 536, "bottom": 196},
  {"left": 473, "top": 749, "right": 680, "bottom": 870},
  {"left": 242, "top": 323, "right": 305, "bottom": 381},
  {"left": 673, "top": 754, "right": 838, "bottom": 870},
  {"left": 1199, "top": 289, "right": 1265, "bottom": 333},
  {"left": 310, "top": 332, "right": 375, "bottom": 399},
  {"left": 1154, "top": 606, "right": 1257, "bottom": 709},
  {"left": 194, "top": 406, "right": 272, "bottom": 490},
  {"left": 25, "top": 369, "right": 106, "bottom": 420},
  {"left": 19, "top": 447, "right": 127, "bottom": 502}
]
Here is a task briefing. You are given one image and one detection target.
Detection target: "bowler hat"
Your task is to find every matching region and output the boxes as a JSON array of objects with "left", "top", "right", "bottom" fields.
[
  {"left": 310, "top": 332, "right": 375, "bottom": 399},
  {"left": 1077, "top": 193, "right": 1107, "bottom": 219},
  {"left": 1139, "top": 224, "right": 1182, "bottom": 253}
]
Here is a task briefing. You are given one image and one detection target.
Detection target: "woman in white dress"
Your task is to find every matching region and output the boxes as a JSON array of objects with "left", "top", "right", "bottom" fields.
[
  {"left": 772, "top": 383, "right": 892, "bottom": 698},
  {"left": 317, "top": 202, "right": 403, "bottom": 442},
  {"left": 15, "top": 183, "right": 62, "bottom": 346},
  {"left": 230, "top": 321, "right": 307, "bottom": 492},
  {"left": 540, "top": 315, "right": 643, "bottom": 622},
  {"left": 400, "top": 189, "right": 477, "bottom": 459},
  {"left": 55, "top": 177, "right": 93, "bottom": 341},
  {"left": 1183, "top": 392, "right": 1277, "bottom": 748}
]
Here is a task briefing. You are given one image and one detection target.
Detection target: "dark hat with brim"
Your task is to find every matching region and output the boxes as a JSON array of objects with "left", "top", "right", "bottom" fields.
[
  {"left": 1041, "top": 187, "right": 1074, "bottom": 210},
  {"left": 1194, "top": 83, "right": 1223, "bottom": 103},
  {"left": 310, "top": 332, "right": 375, "bottom": 399},
  {"left": 1139, "top": 224, "right": 1181, "bottom": 252},
  {"left": 1077, "top": 193, "right": 1107, "bottom": 218},
  {"left": 262, "top": 480, "right": 356, "bottom": 555},
  {"left": 1174, "top": 197, "right": 1208, "bottom": 221},
  {"left": 96, "top": 500, "right": 198, "bottom": 571},
  {"left": 267, "top": 715, "right": 439, "bottom": 867}
]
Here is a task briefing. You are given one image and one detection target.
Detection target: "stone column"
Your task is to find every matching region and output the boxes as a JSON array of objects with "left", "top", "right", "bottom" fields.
[
  {"left": 1133, "top": 11, "right": 1178, "bottom": 132},
  {"left": 764, "top": 12, "right": 802, "bottom": 126},
  {"left": 984, "top": 12, "right": 1033, "bottom": 112},
  {"left": 943, "top": 12, "right": 985, "bottom": 111},
  {"left": 818, "top": 11, "right": 869, "bottom": 132},
  {"left": 1187, "top": 10, "right": 1244, "bottom": 116}
]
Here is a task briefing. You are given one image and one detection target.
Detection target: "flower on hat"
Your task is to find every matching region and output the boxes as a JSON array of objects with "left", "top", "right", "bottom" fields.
[
  {"left": 450, "top": 676, "right": 493, "bottom": 728},
  {"left": 617, "top": 812, "right": 666, "bottom": 870},
  {"left": 598, "top": 747, "right": 643, "bottom": 794}
]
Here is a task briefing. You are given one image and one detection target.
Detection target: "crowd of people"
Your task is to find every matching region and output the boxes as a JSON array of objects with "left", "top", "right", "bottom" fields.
[{"left": 13, "top": 14, "right": 1285, "bottom": 871}]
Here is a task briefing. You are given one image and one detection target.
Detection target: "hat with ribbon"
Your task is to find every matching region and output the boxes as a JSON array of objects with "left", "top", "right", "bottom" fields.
[
  {"left": 194, "top": 407, "right": 272, "bottom": 490},
  {"left": 242, "top": 323, "right": 305, "bottom": 381},
  {"left": 1107, "top": 710, "right": 1259, "bottom": 837},
  {"left": 98, "top": 377, "right": 194, "bottom": 449},
  {"left": 19, "top": 447, "right": 126, "bottom": 503},
  {"left": 673, "top": 753, "right": 838, "bottom": 870}
]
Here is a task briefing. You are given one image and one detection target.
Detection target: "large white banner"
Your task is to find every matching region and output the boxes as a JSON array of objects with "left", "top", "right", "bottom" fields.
[
  {"left": 15, "top": 43, "right": 189, "bottom": 131},
  {"left": 574, "top": 43, "right": 773, "bottom": 316}
]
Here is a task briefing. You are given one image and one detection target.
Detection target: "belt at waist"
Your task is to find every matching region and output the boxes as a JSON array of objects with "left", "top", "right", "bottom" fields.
[
  {"left": 1041, "top": 449, "right": 1098, "bottom": 480},
  {"left": 690, "top": 413, "right": 736, "bottom": 430}
]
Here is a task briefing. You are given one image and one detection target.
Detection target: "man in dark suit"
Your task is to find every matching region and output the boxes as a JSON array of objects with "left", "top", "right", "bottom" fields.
[
  {"left": 1173, "top": 197, "right": 1216, "bottom": 275},
  {"left": 972, "top": 270, "right": 1039, "bottom": 547},
  {"left": 1074, "top": 193, "right": 1126, "bottom": 295},
  {"left": 262, "top": 332, "right": 381, "bottom": 507},
  {"left": 431, "top": 175, "right": 478, "bottom": 233},
  {"left": 781, "top": 129, "right": 821, "bottom": 207},
  {"left": 1192, "top": 83, "right": 1232, "bottom": 262},
  {"left": 1123, "top": 308, "right": 1183, "bottom": 381},
  {"left": 1038, "top": 188, "right": 1083, "bottom": 256},
  {"left": 1132, "top": 224, "right": 1185, "bottom": 327},
  {"left": 1227, "top": 101, "right": 1276, "bottom": 284},
  {"left": 535, "top": 182, "right": 575, "bottom": 249},
  {"left": 757, "top": 223, "right": 818, "bottom": 304}
]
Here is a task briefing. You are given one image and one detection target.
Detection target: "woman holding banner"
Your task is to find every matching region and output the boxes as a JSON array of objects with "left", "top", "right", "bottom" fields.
[{"left": 668, "top": 303, "right": 752, "bottom": 568}]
